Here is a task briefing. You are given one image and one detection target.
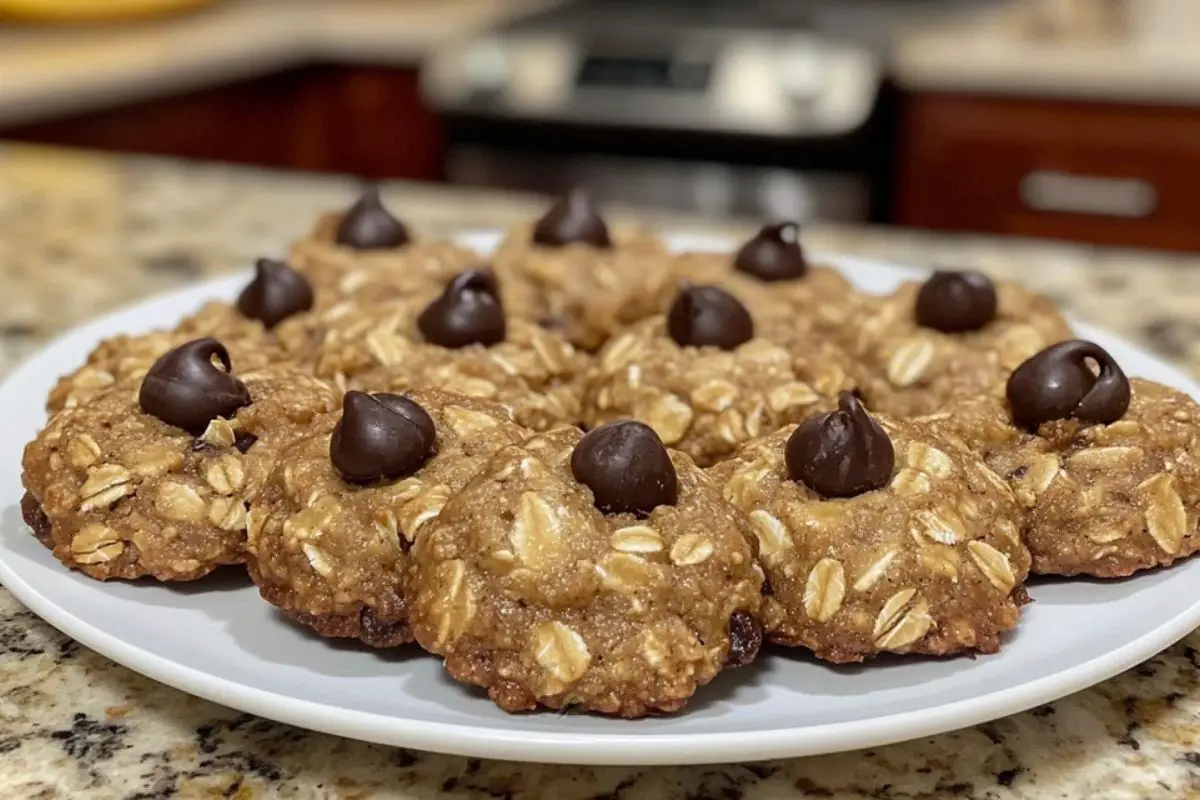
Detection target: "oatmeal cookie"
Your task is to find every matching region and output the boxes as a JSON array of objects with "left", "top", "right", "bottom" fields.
[
  {"left": 993, "top": 341, "right": 1200, "bottom": 577},
  {"left": 671, "top": 222, "right": 861, "bottom": 340},
  {"left": 853, "top": 270, "right": 1072, "bottom": 417},
  {"left": 407, "top": 422, "right": 763, "bottom": 716},
  {"left": 304, "top": 270, "right": 588, "bottom": 430},
  {"left": 712, "top": 393, "right": 1030, "bottom": 663},
  {"left": 492, "top": 190, "right": 670, "bottom": 350},
  {"left": 47, "top": 301, "right": 284, "bottom": 412},
  {"left": 583, "top": 286, "right": 856, "bottom": 466},
  {"left": 23, "top": 340, "right": 337, "bottom": 581},
  {"left": 49, "top": 260, "right": 317, "bottom": 412},
  {"left": 290, "top": 188, "right": 533, "bottom": 313},
  {"left": 246, "top": 388, "right": 532, "bottom": 646}
]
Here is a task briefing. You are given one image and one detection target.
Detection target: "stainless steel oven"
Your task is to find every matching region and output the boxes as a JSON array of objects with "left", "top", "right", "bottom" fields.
[{"left": 424, "top": 0, "right": 990, "bottom": 222}]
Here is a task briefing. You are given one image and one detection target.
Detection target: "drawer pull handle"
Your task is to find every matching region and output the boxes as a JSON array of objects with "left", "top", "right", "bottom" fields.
[{"left": 1019, "top": 171, "right": 1158, "bottom": 219}]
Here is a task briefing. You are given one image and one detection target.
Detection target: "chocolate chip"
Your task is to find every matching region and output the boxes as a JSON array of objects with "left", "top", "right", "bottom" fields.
[
  {"left": 786, "top": 392, "right": 895, "bottom": 498},
  {"left": 733, "top": 222, "right": 808, "bottom": 282},
  {"left": 571, "top": 421, "right": 678, "bottom": 518},
  {"left": 531, "top": 189, "right": 612, "bottom": 249},
  {"left": 235, "top": 258, "right": 314, "bottom": 329},
  {"left": 234, "top": 432, "right": 259, "bottom": 454},
  {"left": 335, "top": 187, "right": 410, "bottom": 250},
  {"left": 1006, "top": 340, "right": 1131, "bottom": 431},
  {"left": 725, "top": 610, "right": 762, "bottom": 668},
  {"left": 138, "top": 338, "right": 252, "bottom": 435},
  {"left": 330, "top": 391, "right": 437, "bottom": 485},
  {"left": 417, "top": 269, "right": 506, "bottom": 349},
  {"left": 666, "top": 285, "right": 754, "bottom": 350},
  {"left": 915, "top": 270, "right": 998, "bottom": 333}
]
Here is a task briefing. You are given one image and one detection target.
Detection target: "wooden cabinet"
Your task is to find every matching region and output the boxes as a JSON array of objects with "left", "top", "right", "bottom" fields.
[
  {"left": 1, "top": 65, "right": 444, "bottom": 182},
  {"left": 894, "top": 93, "right": 1200, "bottom": 252}
]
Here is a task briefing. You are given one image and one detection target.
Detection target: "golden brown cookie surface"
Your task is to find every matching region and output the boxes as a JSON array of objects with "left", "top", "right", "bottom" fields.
[
  {"left": 47, "top": 302, "right": 284, "bottom": 412},
  {"left": 583, "top": 315, "right": 854, "bottom": 466},
  {"left": 492, "top": 219, "right": 670, "bottom": 351},
  {"left": 1005, "top": 380, "right": 1199, "bottom": 578},
  {"left": 407, "top": 426, "right": 763, "bottom": 717},
  {"left": 289, "top": 211, "right": 507, "bottom": 311},
  {"left": 23, "top": 362, "right": 336, "bottom": 581},
  {"left": 712, "top": 404, "right": 1030, "bottom": 663},
  {"left": 246, "top": 389, "right": 532, "bottom": 646},
  {"left": 853, "top": 276, "right": 1072, "bottom": 417}
]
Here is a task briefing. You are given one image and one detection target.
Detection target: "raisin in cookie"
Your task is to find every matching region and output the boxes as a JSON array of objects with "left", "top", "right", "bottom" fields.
[
  {"left": 712, "top": 393, "right": 1030, "bottom": 663},
  {"left": 246, "top": 389, "right": 532, "bottom": 647},
  {"left": 306, "top": 270, "right": 587, "bottom": 430},
  {"left": 408, "top": 422, "right": 763, "bottom": 717},
  {"left": 492, "top": 190, "right": 670, "bottom": 350},
  {"left": 583, "top": 286, "right": 855, "bottom": 466},
  {"left": 853, "top": 270, "right": 1072, "bottom": 417},
  {"left": 23, "top": 340, "right": 337, "bottom": 581},
  {"left": 289, "top": 189, "right": 532, "bottom": 313},
  {"left": 671, "top": 222, "right": 860, "bottom": 340}
]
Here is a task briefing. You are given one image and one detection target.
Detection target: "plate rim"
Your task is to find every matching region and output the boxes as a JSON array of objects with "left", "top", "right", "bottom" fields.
[{"left": 3, "top": 241, "right": 1199, "bottom": 765}]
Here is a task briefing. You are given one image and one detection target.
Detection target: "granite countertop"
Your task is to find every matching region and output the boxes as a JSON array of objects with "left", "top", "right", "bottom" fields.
[{"left": 4, "top": 143, "right": 1200, "bottom": 798}]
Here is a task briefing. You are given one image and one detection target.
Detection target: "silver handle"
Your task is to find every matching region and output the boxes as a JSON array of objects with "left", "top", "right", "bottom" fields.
[{"left": 1019, "top": 170, "right": 1158, "bottom": 219}]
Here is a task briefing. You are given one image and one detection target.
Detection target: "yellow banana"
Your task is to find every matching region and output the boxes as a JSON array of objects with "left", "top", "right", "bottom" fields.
[{"left": 0, "top": 0, "right": 216, "bottom": 22}]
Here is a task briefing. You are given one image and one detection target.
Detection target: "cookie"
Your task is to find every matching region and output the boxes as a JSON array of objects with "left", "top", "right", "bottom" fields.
[
  {"left": 583, "top": 286, "right": 856, "bottom": 466},
  {"left": 853, "top": 270, "right": 1072, "bottom": 417},
  {"left": 300, "top": 270, "right": 588, "bottom": 431},
  {"left": 246, "top": 388, "right": 532, "bottom": 647},
  {"left": 671, "top": 222, "right": 860, "bottom": 340},
  {"left": 289, "top": 189, "right": 529, "bottom": 313},
  {"left": 712, "top": 393, "right": 1030, "bottom": 663},
  {"left": 23, "top": 340, "right": 337, "bottom": 581},
  {"left": 492, "top": 190, "right": 670, "bottom": 350},
  {"left": 47, "top": 301, "right": 285, "bottom": 412},
  {"left": 48, "top": 259, "right": 319, "bottom": 412},
  {"left": 931, "top": 341, "right": 1200, "bottom": 578},
  {"left": 407, "top": 422, "right": 763, "bottom": 716}
]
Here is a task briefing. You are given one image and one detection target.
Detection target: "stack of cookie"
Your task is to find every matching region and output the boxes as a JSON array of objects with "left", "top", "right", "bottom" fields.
[{"left": 20, "top": 189, "right": 1200, "bottom": 718}]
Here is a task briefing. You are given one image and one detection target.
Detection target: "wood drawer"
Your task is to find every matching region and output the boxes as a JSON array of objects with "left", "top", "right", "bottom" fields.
[{"left": 894, "top": 93, "right": 1200, "bottom": 252}]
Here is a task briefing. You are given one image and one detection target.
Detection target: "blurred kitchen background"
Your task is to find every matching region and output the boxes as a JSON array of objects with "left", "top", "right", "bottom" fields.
[{"left": 0, "top": 0, "right": 1196, "bottom": 251}]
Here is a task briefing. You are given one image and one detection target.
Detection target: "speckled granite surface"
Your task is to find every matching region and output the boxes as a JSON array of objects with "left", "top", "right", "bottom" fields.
[{"left": 3, "top": 143, "right": 1200, "bottom": 799}]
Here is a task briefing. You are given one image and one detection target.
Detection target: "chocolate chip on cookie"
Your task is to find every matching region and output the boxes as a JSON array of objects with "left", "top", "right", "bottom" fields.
[
  {"left": 408, "top": 427, "right": 762, "bottom": 716},
  {"left": 246, "top": 389, "right": 532, "bottom": 646},
  {"left": 666, "top": 285, "right": 754, "bottom": 350},
  {"left": 733, "top": 222, "right": 807, "bottom": 282},
  {"left": 335, "top": 187, "right": 410, "bottom": 250},
  {"left": 139, "top": 338, "right": 252, "bottom": 435},
  {"left": 236, "top": 259, "right": 314, "bottom": 329},
  {"left": 571, "top": 420, "right": 679, "bottom": 518},
  {"left": 531, "top": 189, "right": 612, "bottom": 249},
  {"left": 1007, "top": 339, "right": 1131, "bottom": 430},
  {"left": 23, "top": 366, "right": 337, "bottom": 582},
  {"left": 417, "top": 269, "right": 507, "bottom": 349},
  {"left": 915, "top": 270, "right": 998, "bottom": 333},
  {"left": 331, "top": 392, "right": 438, "bottom": 484},
  {"left": 714, "top": 414, "right": 1029, "bottom": 663},
  {"left": 786, "top": 392, "right": 894, "bottom": 499}
]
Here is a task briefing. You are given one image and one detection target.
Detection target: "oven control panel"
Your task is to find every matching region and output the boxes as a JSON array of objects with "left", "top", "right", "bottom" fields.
[{"left": 423, "top": 32, "right": 881, "bottom": 138}]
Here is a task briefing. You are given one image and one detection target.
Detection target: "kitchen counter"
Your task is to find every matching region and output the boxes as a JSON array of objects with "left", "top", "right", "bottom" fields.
[
  {"left": 4, "top": 143, "right": 1200, "bottom": 798},
  {"left": 891, "top": 4, "right": 1200, "bottom": 105},
  {"left": 0, "top": 0, "right": 553, "bottom": 126}
]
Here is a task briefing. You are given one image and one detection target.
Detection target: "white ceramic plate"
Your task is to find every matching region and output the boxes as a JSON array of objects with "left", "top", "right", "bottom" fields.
[{"left": 3, "top": 232, "right": 1200, "bottom": 766}]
